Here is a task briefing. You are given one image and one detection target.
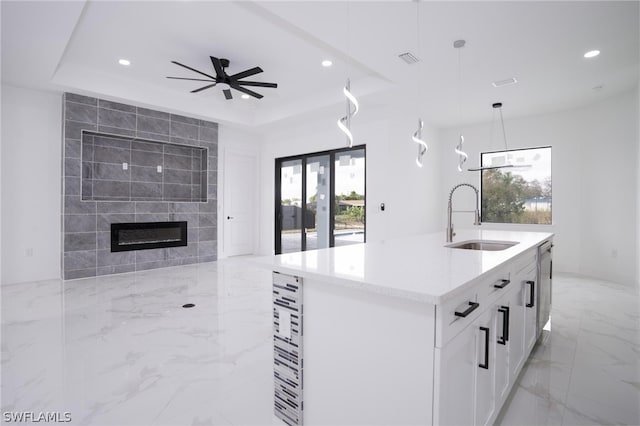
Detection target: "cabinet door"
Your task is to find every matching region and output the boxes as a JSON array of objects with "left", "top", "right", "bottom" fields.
[
  {"left": 435, "top": 323, "right": 476, "bottom": 426},
  {"left": 494, "top": 292, "right": 511, "bottom": 404},
  {"left": 522, "top": 267, "right": 538, "bottom": 352},
  {"left": 508, "top": 280, "right": 525, "bottom": 379},
  {"left": 474, "top": 308, "right": 496, "bottom": 426}
]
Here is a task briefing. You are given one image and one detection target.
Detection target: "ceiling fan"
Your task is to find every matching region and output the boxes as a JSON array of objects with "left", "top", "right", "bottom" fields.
[{"left": 167, "top": 56, "right": 277, "bottom": 100}]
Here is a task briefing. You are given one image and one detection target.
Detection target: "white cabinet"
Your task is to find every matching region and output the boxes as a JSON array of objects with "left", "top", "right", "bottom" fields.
[
  {"left": 474, "top": 307, "right": 497, "bottom": 426},
  {"left": 521, "top": 264, "right": 538, "bottom": 353},
  {"left": 494, "top": 291, "right": 512, "bottom": 405},
  {"left": 434, "top": 247, "right": 541, "bottom": 426},
  {"left": 507, "top": 279, "right": 525, "bottom": 381},
  {"left": 435, "top": 319, "right": 477, "bottom": 426},
  {"left": 435, "top": 296, "right": 499, "bottom": 426}
]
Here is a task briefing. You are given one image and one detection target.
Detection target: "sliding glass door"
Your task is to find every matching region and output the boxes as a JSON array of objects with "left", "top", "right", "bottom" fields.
[
  {"left": 334, "top": 148, "right": 365, "bottom": 246},
  {"left": 305, "top": 155, "right": 331, "bottom": 251},
  {"left": 278, "top": 159, "right": 303, "bottom": 254},
  {"left": 275, "top": 146, "right": 365, "bottom": 254}
]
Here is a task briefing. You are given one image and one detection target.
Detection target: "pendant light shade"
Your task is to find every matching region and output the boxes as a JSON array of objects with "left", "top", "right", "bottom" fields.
[
  {"left": 454, "top": 134, "right": 468, "bottom": 172},
  {"left": 337, "top": 78, "right": 359, "bottom": 148},
  {"left": 413, "top": 119, "right": 428, "bottom": 167}
]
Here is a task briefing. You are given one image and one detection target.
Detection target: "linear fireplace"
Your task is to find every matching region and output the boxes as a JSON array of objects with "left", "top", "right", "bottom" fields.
[{"left": 111, "top": 222, "right": 188, "bottom": 252}]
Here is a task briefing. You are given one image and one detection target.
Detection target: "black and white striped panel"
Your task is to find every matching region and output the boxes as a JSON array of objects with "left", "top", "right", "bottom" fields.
[{"left": 273, "top": 272, "right": 303, "bottom": 426}]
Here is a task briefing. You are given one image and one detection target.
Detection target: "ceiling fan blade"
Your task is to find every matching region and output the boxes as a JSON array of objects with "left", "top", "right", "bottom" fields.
[
  {"left": 167, "top": 76, "right": 216, "bottom": 82},
  {"left": 171, "top": 61, "right": 217, "bottom": 80},
  {"left": 229, "top": 67, "right": 263, "bottom": 81},
  {"left": 191, "top": 83, "right": 218, "bottom": 93},
  {"left": 210, "top": 56, "right": 225, "bottom": 78},
  {"left": 223, "top": 89, "right": 233, "bottom": 100},
  {"left": 235, "top": 81, "right": 278, "bottom": 88},
  {"left": 230, "top": 84, "right": 264, "bottom": 99}
]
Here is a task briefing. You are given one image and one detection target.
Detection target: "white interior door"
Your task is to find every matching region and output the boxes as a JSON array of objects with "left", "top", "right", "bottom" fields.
[{"left": 223, "top": 150, "right": 256, "bottom": 256}]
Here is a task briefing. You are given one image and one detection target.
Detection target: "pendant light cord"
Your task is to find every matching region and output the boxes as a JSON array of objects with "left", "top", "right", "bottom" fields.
[{"left": 499, "top": 107, "right": 508, "bottom": 151}]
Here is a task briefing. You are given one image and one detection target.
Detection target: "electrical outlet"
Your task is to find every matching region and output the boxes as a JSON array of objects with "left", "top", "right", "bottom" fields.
[
  {"left": 122, "top": 162, "right": 128, "bottom": 170},
  {"left": 380, "top": 203, "right": 385, "bottom": 212},
  {"left": 611, "top": 249, "right": 618, "bottom": 259},
  {"left": 26, "top": 248, "right": 33, "bottom": 257},
  {"left": 157, "top": 165, "right": 162, "bottom": 173}
]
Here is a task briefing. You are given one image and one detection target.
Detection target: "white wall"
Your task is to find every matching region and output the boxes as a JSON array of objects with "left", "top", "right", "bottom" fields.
[
  {"left": 439, "top": 89, "right": 639, "bottom": 287},
  {"left": 1, "top": 85, "right": 62, "bottom": 284},
  {"left": 637, "top": 83, "right": 640, "bottom": 290},
  {"left": 256, "top": 100, "right": 442, "bottom": 255},
  {"left": 217, "top": 123, "right": 262, "bottom": 258}
]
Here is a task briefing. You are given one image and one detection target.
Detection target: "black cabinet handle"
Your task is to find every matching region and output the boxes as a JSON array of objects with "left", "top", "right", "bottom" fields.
[
  {"left": 479, "top": 326, "right": 490, "bottom": 369},
  {"left": 526, "top": 280, "right": 535, "bottom": 308},
  {"left": 227, "top": 216, "right": 234, "bottom": 220},
  {"left": 494, "top": 279, "right": 510, "bottom": 289},
  {"left": 497, "top": 306, "right": 510, "bottom": 345},
  {"left": 454, "top": 301, "right": 480, "bottom": 318}
]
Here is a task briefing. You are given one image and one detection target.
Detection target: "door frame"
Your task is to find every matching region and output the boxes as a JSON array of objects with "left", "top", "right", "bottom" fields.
[{"left": 274, "top": 145, "right": 366, "bottom": 255}]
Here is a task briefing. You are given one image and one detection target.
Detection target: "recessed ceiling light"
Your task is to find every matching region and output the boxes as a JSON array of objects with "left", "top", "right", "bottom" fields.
[
  {"left": 321, "top": 60, "right": 333, "bottom": 67},
  {"left": 584, "top": 50, "right": 600, "bottom": 58},
  {"left": 118, "top": 58, "right": 131, "bottom": 66},
  {"left": 241, "top": 94, "right": 250, "bottom": 99}
]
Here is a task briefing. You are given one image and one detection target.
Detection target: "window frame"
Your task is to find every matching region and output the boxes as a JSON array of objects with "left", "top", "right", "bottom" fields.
[{"left": 274, "top": 145, "right": 366, "bottom": 254}]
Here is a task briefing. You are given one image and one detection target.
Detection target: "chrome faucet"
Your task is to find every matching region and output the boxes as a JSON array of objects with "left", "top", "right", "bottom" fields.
[{"left": 447, "top": 183, "right": 481, "bottom": 242}]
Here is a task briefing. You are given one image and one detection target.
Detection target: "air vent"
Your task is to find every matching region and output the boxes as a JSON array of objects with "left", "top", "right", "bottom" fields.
[
  {"left": 398, "top": 52, "right": 420, "bottom": 64},
  {"left": 492, "top": 77, "right": 518, "bottom": 88}
]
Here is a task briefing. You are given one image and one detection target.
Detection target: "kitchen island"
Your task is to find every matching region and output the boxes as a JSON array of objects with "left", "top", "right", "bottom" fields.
[{"left": 264, "top": 229, "right": 553, "bottom": 426}]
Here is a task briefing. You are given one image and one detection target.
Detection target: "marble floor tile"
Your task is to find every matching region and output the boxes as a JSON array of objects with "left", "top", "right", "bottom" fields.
[
  {"left": 2, "top": 260, "right": 639, "bottom": 425},
  {"left": 499, "top": 273, "right": 640, "bottom": 426}
]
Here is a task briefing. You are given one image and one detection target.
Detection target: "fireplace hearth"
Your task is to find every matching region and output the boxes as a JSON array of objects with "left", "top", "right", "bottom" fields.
[{"left": 111, "top": 222, "right": 187, "bottom": 252}]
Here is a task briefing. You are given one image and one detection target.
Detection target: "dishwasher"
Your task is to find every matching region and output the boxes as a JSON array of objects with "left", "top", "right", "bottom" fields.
[{"left": 537, "top": 240, "right": 553, "bottom": 338}]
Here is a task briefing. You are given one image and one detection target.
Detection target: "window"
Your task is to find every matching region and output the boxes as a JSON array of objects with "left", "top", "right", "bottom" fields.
[{"left": 481, "top": 147, "right": 551, "bottom": 224}]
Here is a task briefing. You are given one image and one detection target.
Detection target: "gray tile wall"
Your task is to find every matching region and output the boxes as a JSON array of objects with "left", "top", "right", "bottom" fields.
[
  {"left": 62, "top": 93, "right": 218, "bottom": 279},
  {"left": 81, "top": 132, "right": 207, "bottom": 202}
]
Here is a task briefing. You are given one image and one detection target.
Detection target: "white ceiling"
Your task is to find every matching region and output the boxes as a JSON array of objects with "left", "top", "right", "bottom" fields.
[{"left": 2, "top": 1, "right": 638, "bottom": 130}]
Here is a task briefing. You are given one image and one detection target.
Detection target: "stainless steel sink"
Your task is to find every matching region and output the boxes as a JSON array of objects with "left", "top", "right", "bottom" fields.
[{"left": 446, "top": 239, "right": 518, "bottom": 251}]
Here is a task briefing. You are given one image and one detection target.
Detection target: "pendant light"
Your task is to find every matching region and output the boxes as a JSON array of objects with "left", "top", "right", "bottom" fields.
[
  {"left": 413, "top": 119, "right": 427, "bottom": 167},
  {"left": 337, "top": 78, "right": 359, "bottom": 148},
  {"left": 337, "top": 3, "right": 359, "bottom": 148},
  {"left": 467, "top": 102, "right": 531, "bottom": 171},
  {"left": 454, "top": 39, "right": 468, "bottom": 172},
  {"left": 412, "top": 0, "right": 428, "bottom": 167}
]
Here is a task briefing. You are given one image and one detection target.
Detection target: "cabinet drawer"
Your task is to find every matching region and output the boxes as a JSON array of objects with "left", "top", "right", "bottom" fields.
[
  {"left": 436, "top": 265, "right": 513, "bottom": 347},
  {"left": 478, "top": 268, "right": 512, "bottom": 306},
  {"left": 436, "top": 285, "right": 480, "bottom": 347}
]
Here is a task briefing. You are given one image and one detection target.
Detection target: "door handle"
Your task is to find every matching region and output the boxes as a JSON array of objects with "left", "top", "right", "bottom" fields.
[
  {"left": 227, "top": 216, "right": 234, "bottom": 220},
  {"left": 494, "top": 279, "right": 510, "bottom": 289},
  {"left": 479, "top": 327, "right": 490, "bottom": 370},
  {"left": 498, "top": 306, "right": 509, "bottom": 345},
  {"left": 454, "top": 301, "right": 480, "bottom": 318},
  {"left": 526, "top": 280, "right": 535, "bottom": 308}
]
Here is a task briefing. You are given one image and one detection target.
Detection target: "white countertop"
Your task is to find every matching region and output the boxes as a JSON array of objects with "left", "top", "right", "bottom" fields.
[{"left": 258, "top": 230, "right": 553, "bottom": 304}]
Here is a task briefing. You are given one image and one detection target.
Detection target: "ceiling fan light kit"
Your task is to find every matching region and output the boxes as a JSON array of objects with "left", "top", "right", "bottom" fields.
[{"left": 167, "top": 56, "right": 277, "bottom": 100}]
